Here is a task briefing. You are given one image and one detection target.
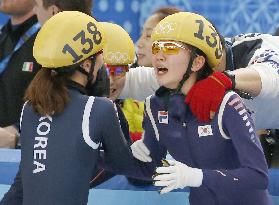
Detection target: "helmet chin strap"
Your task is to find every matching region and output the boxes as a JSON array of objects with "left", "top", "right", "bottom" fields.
[
  {"left": 77, "top": 55, "right": 96, "bottom": 88},
  {"left": 175, "top": 54, "right": 195, "bottom": 94},
  {"left": 160, "top": 55, "right": 195, "bottom": 111}
]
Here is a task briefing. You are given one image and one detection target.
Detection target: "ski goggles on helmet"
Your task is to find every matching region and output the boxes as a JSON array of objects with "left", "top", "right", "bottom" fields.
[
  {"left": 152, "top": 41, "right": 190, "bottom": 55},
  {"left": 105, "top": 64, "right": 129, "bottom": 78}
]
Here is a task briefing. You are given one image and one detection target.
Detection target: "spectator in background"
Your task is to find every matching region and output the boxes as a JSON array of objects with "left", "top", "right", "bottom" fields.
[
  {"left": 0, "top": 0, "right": 41, "bottom": 148},
  {"left": 134, "top": 6, "right": 181, "bottom": 67},
  {"left": 33, "top": 0, "right": 92, "bottom": 24}
]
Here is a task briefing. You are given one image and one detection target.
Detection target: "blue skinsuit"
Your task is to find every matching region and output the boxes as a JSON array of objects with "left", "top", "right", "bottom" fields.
[
  {"left": 0, "top": 82, "right": 136, "bottom": 205},
  {"left": 142, "top": 87, "right": 273, "bottom": 205}
]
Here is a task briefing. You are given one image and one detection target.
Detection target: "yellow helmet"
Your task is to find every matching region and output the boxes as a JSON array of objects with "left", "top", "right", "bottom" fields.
[
  {"left": 100, "top": 22, "right": 135, "bottom": 66},
  {"left": 151, "top": 12, "right": 222, "bottom": 68},
  {"left": 33, "top": 11, "right": 105, "bottom": 68}
]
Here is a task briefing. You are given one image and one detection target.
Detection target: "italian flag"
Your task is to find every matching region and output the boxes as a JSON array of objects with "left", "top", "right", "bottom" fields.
[{"left": 22, "top": 62, "right": 33, "bottom": 72}]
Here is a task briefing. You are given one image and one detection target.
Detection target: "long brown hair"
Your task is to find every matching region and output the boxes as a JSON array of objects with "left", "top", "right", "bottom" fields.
[{"left": 24, "top": 69, "right": 74, "bottom": 116}]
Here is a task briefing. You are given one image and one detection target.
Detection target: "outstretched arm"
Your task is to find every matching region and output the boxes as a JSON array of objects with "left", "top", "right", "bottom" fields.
[
  {"left": 232, "top": 68, "right": 262, "bottom": 97},
  {"left": 93, "top": 98, "right": 155, "bottom": 180},
  {"left": 120, "top": 67, "right": 159, "bottom": 101},
  {"left": 185, "top": 61, "right": 279, "bottom": 122}
]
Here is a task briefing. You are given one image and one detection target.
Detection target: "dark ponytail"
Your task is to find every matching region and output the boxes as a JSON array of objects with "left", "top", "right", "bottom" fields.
[{"left": 24, "top": 69, "right": 73, "bottom": 116}]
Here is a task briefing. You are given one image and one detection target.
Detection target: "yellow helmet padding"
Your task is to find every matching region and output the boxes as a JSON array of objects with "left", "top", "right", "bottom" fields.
[
  {"left": 151, "top": 12, "right": 222, "bottom": 68},
  {"left": 100, "top": 22, "right": 135, "bottom": 66},
  {"left": 33, "top": 11, "right": 105, "bottom": 68}
]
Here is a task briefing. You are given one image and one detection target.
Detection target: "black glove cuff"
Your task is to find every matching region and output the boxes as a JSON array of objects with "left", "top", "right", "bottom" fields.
[
  {"left": 222, "top": 71, "right": 236, "bottom": 89},
  {"left": 223, "top": 71, "right": 253, "bottom": 99}
]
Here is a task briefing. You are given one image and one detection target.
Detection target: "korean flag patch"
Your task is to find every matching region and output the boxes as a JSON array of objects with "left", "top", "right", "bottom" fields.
[
  {"left": 158, "top": 111, "right": 168, "bottom": 124},
  {"left": 198, "top": 125, "right": 213, "bottom": 137}
]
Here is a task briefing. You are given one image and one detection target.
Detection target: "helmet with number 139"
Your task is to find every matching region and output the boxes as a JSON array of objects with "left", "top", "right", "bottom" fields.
[{"left": 150, "top": 12, "right": 223, "bottom": 92}]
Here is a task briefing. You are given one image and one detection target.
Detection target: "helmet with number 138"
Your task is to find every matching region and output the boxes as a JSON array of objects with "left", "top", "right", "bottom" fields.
[{"left": 29, "top": 11, "right": 106, "bottom": 115}]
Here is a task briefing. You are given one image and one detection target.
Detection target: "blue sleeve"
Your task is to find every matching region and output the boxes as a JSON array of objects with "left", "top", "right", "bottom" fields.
[
  {"left": 0, "top": 164, "right": 23, "bottom": 205},
  {"left": 89, "top": 103, "right": 132, "bottom": 188},
  {"left": 115, "top": 104, "right": 132, "bottom": 145},
  {"left": 94, "top": 98, "right": 153, "bottom": 179},
  {"left": 202, "top": 92, "right": 268, "bottom": 194},
  {"left": 142, "top": 99, "right": 168, "bottom": 171}
]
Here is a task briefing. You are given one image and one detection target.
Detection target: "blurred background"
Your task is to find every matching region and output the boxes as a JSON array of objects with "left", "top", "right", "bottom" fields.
[{"left": 1, "top": 0, "right": 279, "bottom": 42}]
